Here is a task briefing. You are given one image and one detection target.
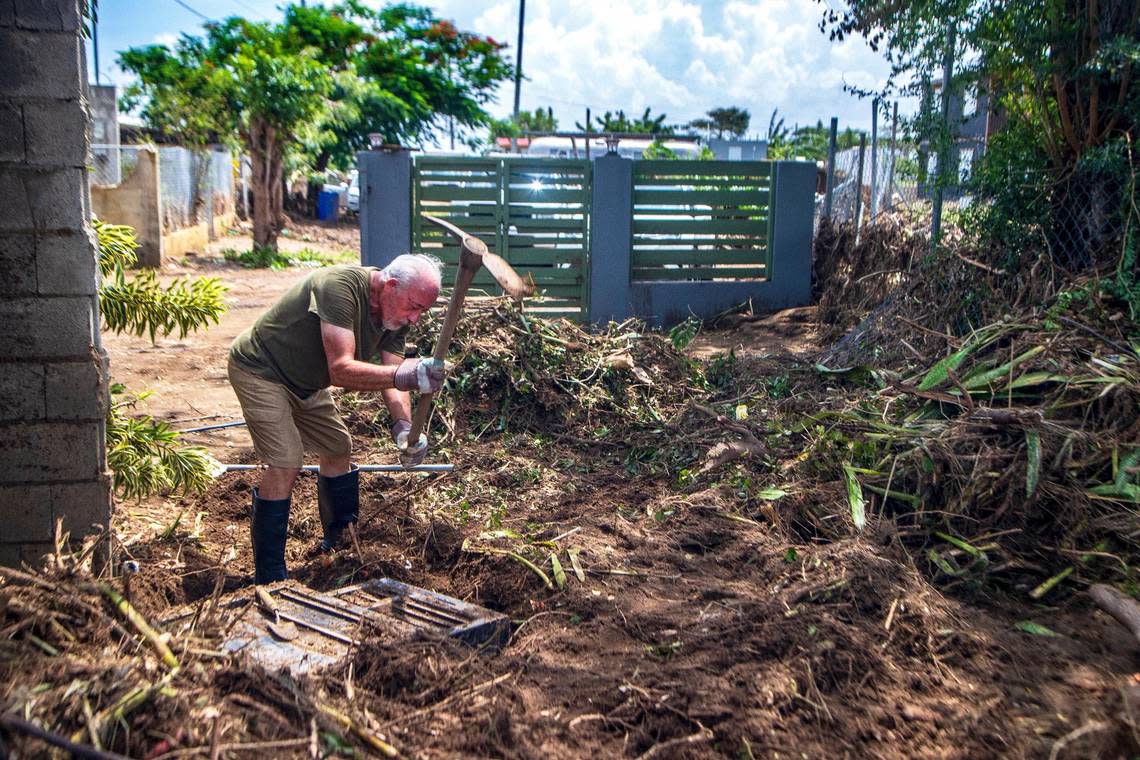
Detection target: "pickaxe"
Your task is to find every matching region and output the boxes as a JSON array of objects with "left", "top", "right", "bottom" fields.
[{"left": 408, "top": 214, "right": 533, "bottom": 443}]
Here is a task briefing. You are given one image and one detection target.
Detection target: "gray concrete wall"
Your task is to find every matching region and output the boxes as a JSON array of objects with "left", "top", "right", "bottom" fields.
[
  {"left": 91, "top": 146, "right": 162, "bottom": 266},
  {"left": 589, "top": 159, "right": 815, "bottom": 328},
  {"left": 359, "top": 148, "right": 412, "bottom": 268},
  {"left": 708, "top": 138, "right": 768, "bottom": 161},
  {"left": 0, "top": 0, "right": 112, "bottom": 567}
]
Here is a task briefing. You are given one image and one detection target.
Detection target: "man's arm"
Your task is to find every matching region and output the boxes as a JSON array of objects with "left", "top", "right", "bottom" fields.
[
  {"left": 378, "top": 350, "right": 412, "bottom": 423},
  {"left": 320, "top": 322, "right": 400, "bottom": 391}
]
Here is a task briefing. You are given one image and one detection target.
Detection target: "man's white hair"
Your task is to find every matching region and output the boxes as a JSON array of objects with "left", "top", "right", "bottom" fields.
[{"left": 380, "top": 253, "right": 443, "bottom": 291}]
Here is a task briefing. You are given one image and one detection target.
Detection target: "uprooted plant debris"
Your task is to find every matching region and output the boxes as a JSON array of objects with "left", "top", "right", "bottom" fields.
[{"left": 4, "top": 224, "right": 1140, "bottom": 757}]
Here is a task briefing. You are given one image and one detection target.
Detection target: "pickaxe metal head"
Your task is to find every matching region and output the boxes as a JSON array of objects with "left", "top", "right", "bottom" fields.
[{"left": 423, "top": 214, "right": 534, "bottom": 299}]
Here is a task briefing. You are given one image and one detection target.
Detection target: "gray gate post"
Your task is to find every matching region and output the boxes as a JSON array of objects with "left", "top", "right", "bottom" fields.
[
  {"left": 587, "top": 154, "right": 633, "bottom": 324},
  {"left": 770, "top": 161, "right": 815, "bottom": 306},
  {"left": 359, "top": 148, "right": 412, "bottom": 268}
]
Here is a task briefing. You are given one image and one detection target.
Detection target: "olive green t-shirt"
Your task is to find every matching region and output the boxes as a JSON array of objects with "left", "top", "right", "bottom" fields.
[{"left": 229, "top": 265, "right": 408, "bottom": 397}]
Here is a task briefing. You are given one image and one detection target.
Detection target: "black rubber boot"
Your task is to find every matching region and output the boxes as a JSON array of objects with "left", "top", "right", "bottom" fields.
[
  {"left": 251, "top": 488, "right": 290, "bottom": 584},
  {"left": 318, "top": 466, "right": 360, "bottom": 552}
]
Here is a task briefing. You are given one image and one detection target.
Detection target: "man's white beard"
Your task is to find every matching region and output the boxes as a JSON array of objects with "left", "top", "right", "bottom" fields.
[{"left": 381, "top": 315, "right": 404, "bottom": 331}]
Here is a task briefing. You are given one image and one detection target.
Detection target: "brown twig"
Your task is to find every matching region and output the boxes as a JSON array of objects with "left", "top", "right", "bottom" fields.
[{"left": 0, "top": 714, "right": 130, "bottom": 760}]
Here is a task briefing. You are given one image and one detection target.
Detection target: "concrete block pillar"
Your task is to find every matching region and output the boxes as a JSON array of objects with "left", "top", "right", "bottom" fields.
[
  {"left": 359, "top": 148, "right": 412, "bottom": 268},
  {"left": 0, "top": 0, "right": 112, "bottom": 567},
  {"left": 587, "top": 154, "right": 633, "bottom": 324}
]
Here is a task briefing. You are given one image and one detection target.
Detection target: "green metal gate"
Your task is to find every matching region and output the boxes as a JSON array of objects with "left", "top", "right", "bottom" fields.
[
  {"left": 631, "top": 160, "right": 773, "bottom": 282},
  {"left": 412, "top": 156, "right": 591, "bottom": 321}
]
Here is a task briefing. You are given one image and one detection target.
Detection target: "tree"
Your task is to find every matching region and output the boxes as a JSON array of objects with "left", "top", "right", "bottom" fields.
[
  {"left": 818, "top": 0, "right": 1139, "bottom": 259},
  {"left": 121, "top": 20, "right": 332, "bottom": 252},
  {"left": 121, "top": 4, "right": 513, "bottom": 249},
  {"left": 283, "top": 5, "right": 510, "bottom": 167},
  {"left": 96, "top": 220, "right": 227, "bottom": 499},
  {"left": 689, "top": 106, "right": 750, "bottom": 138},
  {"left": 577, "top": 107, "right": 675, "bottom": 135},
  {"left": 488, "top": 106, "right": 558, "bottom": 139}
]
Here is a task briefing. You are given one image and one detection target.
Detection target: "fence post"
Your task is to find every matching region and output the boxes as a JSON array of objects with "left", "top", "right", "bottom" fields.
[
  {"left": 358, "top": 148, "right": 412, "bottom": 267},
  {"left": 824, "top": 117, "right": 838, "bottom": 220},
  {"left": 587, "top": 154, "right": 633, "bottom": 324},
  {"left": 886, "top": 101, "right": 899, "bottom": 210},
  {"left": 869, "top": 98, "right": 880, "bottom": 221},
  {"left": 931, "top": 23, "right": 956, "bottom": 246},
  {"left": 853, "top": 134, "right": 867, "bottom": 242}
]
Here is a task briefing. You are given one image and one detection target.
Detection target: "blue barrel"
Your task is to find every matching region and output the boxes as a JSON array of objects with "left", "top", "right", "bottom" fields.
[{"left": 317, "top": 190, "right": 339, "bottom": 220}]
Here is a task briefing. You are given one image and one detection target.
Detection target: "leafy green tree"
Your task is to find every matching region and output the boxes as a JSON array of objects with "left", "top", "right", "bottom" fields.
[
  {"left": 488, "top": 106, "right": 558, "bottom": 139},
  {"left": 689, "top": 106, "right": 751, "bottom": 138},
  {"left": 96, "top": 220, "right": 226, "bottom": 499},
  {"left": 640, "top": 140, "right": 715, "bottom": 160},
  {"left": 296, "top": 7, "right": 511, "bottom": 166},
  {"left": 121, "top": 4, "right": 512, "bottom": 249},
  {"left": 818, "top": 0, "right": 1138, "bottom": 255},
  {"left": 121, "top": 19, "right": 332, "bottom": 252},
  {"left": 577, "top": 107, "right": 675, "bottom": 135}
]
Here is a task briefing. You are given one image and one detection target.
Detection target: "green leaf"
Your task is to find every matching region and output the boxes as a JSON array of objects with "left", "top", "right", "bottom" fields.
[
  {"left": 916, "top": 328, "right": 999, "bottom": 391},
  {"left": 934, "top": 531, "right": 985, "bottom": 559},
  {"left": 756, "top": 487, "right": 788, "bottom": 501},
  {"left": 568, "top": 549, "right": 586, "bottom": 582},
  {"left": 1089, "top": 483, "right": 1140, "bottom": 502},
  {"left": 927, "top": 548, "right": 961, "bottom": 576},
  {"left": 962, "top": 345, "right": 1046, "bottom": 390},
  {"left": 550, "top": 552, "right": 567, "bottom": 589},
  {"left": 841, "top": 464, "right": 866, "bottom": 530},
  {"left": 1025, "top": 429, "right": 1041, "bottom": 498},
  {"left": 1014, "top": 621, "right": 1059, "bottom": 637},
  {"left": 1030, "top": 567, "right": 1074, "bottom": 599}
]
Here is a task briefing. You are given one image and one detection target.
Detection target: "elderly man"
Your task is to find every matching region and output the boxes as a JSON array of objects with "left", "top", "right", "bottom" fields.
[{"left": 228, "top": 254, "right": 445, "bottom": 584}]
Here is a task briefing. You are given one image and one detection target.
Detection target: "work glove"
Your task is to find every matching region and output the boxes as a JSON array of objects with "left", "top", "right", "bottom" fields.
[
  {"left": 393, "top": 357, "right": 447, "bottom": 393},
  {"left": 391, "top": 419, "right": 428, "bottom": 469}
]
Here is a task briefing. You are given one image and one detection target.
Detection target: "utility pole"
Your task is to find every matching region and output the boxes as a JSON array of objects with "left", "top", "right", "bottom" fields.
[
  {"left": 93, "top": 10, "right": 100, "bottom": 84},
  {"left": 512, "top": 0, "right": 525, "bottom": 121},
  {"left": 510, "top": 0, "right": 526, "bottom": 153}
]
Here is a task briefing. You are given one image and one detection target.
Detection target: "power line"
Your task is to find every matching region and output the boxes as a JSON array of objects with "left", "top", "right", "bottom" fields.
[
  {"left": 170, "top": 0, "right": 213, "bottom": 22},
  {"left": 230, "top": 0, "right": 271, "bottom": 20}
]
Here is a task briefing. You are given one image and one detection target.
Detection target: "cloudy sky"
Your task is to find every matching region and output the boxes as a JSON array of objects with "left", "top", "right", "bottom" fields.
[{"left": 88, "top": 0, "right": 903, "bottom": 139}]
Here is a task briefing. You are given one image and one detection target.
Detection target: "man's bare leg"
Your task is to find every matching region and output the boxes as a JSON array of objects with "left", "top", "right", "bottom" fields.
[{"left": 258, "top": 466, "right": 301, "bottom": 500}]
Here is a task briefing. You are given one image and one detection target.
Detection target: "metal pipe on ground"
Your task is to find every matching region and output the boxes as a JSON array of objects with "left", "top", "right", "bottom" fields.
[{"left": 220, "top": 464, "right": 454, "bottom": 473}]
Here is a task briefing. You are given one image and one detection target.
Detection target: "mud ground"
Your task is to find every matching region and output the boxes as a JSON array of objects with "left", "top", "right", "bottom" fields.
[{"left": 98, "top": 219, "right": 1139, "bottom": 759}]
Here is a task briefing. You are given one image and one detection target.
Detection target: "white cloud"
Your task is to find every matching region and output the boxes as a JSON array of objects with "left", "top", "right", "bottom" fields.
[
  {"left": 434, "top": 0, "right": 907, "bottom": 133},
  {"left": 152, "top": 32, "right": 179, "bottom": 48}
]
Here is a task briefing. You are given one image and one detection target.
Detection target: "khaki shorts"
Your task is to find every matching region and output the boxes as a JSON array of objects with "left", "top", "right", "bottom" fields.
[{"left": 227, "top": 357, "right": 352, "bottom": 468}]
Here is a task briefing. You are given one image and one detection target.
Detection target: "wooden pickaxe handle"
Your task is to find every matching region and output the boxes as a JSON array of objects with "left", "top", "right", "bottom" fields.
[{"left": 407, "top": 220, "right": 488, "bottom": 443}]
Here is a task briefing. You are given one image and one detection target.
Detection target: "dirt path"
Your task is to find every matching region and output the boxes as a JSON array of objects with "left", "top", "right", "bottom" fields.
[{"left": 90, "top": 225, "right": 1138, "bottom": 759}]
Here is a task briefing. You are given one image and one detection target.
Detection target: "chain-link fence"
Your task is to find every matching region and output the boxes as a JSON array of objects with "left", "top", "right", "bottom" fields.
[
  {"left": 159, "top": 147, "right": 234, "bottom": 233},
  {"left": 90, "top": 144, "right": 142, "bottom": 188},
  {"left": 92, "top": 144, "right": 234, "bottom": 233},
  {"left": 158, "top": 145, "right": 233, "bottom": 233},
  {"left": 816, "top": 143, "right": 923, "bottom": 233}
]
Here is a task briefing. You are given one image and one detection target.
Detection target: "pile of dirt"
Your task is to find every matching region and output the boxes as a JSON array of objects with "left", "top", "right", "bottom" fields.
[{"left": 4, "top": 484, "right": 1138, "bottom": 758}]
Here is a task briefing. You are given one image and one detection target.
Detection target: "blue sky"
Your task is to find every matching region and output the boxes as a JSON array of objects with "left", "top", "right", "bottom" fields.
[{"left": 88, "top": 0, "right": 905, "bottom": 138}]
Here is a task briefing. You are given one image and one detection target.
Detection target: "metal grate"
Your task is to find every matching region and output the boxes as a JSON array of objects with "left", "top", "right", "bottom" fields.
[{"left": 201, "top": 579, "right": 509, "bottom": 674}]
